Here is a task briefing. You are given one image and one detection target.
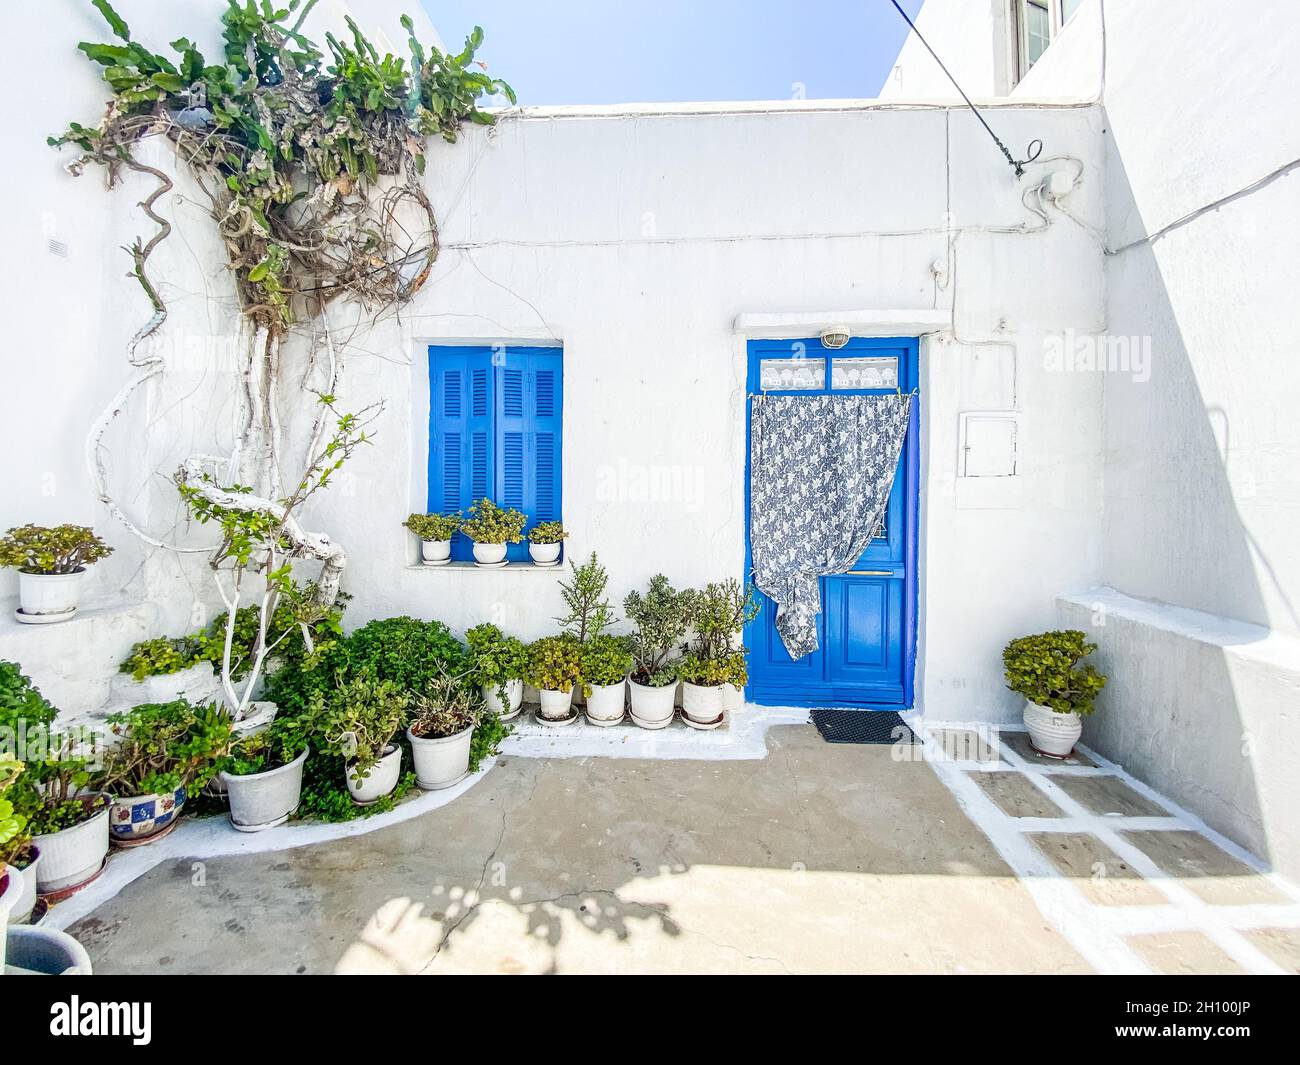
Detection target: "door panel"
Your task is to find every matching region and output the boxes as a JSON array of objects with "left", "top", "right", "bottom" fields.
[{"left": 743, "top": 337, "right": 918, "bottom": 709}]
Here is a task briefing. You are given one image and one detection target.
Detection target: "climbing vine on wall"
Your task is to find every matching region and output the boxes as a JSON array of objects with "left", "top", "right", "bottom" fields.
[{"left": 54, "top": 0, "right": 514, "bottom": 715}]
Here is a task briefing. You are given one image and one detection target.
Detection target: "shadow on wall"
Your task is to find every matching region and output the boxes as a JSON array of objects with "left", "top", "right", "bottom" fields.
[{"left": 1073, "top": 138, "right": 1295, "bottom": 876}]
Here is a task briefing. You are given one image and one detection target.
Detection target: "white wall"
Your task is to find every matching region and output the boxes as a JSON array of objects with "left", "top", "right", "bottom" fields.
[{"left": 880, "top": 0, "right": 1014, "bottom": 99}]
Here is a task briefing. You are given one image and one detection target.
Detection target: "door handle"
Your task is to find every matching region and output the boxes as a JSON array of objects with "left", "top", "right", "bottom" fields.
[{"left": 845, "top": 569, "right": 893, "bottom": 576}]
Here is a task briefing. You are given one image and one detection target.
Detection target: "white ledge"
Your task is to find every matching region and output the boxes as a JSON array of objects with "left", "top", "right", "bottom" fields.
[
  {"left": 733, "top": 309, "right": 951, "bottom": 339},
  {"left": 405, "top": 562, "right": 562, "bottom": 575}
]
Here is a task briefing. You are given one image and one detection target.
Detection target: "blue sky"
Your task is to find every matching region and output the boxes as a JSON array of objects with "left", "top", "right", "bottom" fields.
[{"left": 418, "top": 0, "right": 925, "bottom": 105}]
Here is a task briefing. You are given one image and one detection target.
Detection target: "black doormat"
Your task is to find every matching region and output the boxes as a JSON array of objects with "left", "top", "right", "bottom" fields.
[{"left": 810, "top": 708, "right": 917, "bottom": 745}]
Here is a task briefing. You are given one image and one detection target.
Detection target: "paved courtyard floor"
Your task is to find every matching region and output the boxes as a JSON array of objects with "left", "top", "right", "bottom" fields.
[{"left": 56, "top": 720, "right": 1300, "bottom": 975}]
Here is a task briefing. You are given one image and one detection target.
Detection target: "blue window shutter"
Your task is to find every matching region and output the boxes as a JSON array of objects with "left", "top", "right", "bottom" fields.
[
  {"left": 494, "top": 349, "right": 562, "bottom": 562},
  {"left": 429, "top": 347, "right": 495, "bottom": 561}
]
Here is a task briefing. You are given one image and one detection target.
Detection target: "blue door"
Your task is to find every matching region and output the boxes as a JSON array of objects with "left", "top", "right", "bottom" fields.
[{"left": 743, "top": 337, "right": 920, "bottom": 709}]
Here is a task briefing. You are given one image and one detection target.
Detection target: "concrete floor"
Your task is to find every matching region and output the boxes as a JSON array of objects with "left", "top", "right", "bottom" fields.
[{"left": 66, "top": 725, "right": 1092, "bottom": 974}]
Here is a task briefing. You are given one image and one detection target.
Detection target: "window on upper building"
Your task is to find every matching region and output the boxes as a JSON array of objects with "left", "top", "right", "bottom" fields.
[
  {"left": 1015, "top": 0, "right": 1081, "bottom": 81},
  {"left": 427, "top": 345, "right": 563, "bottom": 562}
]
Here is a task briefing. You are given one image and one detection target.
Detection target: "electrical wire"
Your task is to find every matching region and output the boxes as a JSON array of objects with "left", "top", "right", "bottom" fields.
[{"left": 888, "top": 0, "right": 1042, "bottom": 176}]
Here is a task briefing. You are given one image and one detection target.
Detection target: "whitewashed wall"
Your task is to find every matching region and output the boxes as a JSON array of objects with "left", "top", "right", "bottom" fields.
[{"left": 3, "top": 4, "right": 1106, "bottom": 729}]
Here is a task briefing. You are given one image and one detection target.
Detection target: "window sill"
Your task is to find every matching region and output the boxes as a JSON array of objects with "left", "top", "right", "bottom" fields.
[{"left": 404, "top": 562, "right": 563, "bottom": 574}]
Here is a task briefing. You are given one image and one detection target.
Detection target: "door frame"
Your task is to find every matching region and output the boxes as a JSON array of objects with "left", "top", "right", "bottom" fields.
[{"left": 742, "top": 336, "right": 921, "bottom": 709}]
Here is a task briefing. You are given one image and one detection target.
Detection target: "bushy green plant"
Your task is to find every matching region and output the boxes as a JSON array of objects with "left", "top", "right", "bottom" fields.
[
  {"left": 346, "top": 616, "right": 470, "bottom": 692},
  {"left": 221, "top": 711, "right": 313, "bottom": 777},
  {"left": 623, "top": 574, "right": 691, "bottom": 687},
  {"left": 469, "top": 709, "right": 509, "bottom": 773},
  {"left": 98, "top": 700, "right": 234, "bottom": 799},
  {"left": 312, "top": 674, "right": 408, "bottom": 783},
  {"left": 0, "top": 755, "right": 27, "bottom": 858},
  {"left": 0, "top": 524, "right": 113, "bottom": 574},
  {"left": 465, "top": 623, "right": 528, "bottom": 705},
  {"left": 119, "top": 635, "right": 206, "bottom": 681},
  {"left": 404, "top": 512, "right": 461, "bottom": 541},
  {"left": 1003, "top": 630, "right": 1107, "bottom": 715},
  {"left": 527, "top": 521, "right": 567, "bottom": 545},
  {"left": 675, "top": 651, "right": 747, "bottom": 688},
  {"left": 408, "top": 670, "right": 480, "bottom": 739},
  {"left": 580, "top": 634, "right": 633, "bottom": 688},
  {"left": 555, "top": 552, "right": 615, "bottom": 643},
  {"left": 526, "top": 635, "right": 582, "bottom": 693},
  {"left": 684, "top": 579, "right": 759, "bottom": 661},
  {"left": 460, "top": 498, "right": 526, "bottom": 544}
]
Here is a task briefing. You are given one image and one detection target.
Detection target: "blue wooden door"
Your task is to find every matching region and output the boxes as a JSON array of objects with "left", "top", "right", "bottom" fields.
[{"left": 743, "top": 337, "right": 919, "bottom": 709}]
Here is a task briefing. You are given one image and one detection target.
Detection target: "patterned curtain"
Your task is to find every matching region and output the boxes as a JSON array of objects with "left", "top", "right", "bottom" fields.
[{"left": 750, "top": 394, "right": 913, "bottom": 660}]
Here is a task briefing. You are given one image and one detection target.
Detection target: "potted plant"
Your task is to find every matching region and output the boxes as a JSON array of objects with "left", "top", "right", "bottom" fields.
[
  {"left": 219, "top": 712, "right": 312, "bottom": 831},
  {"left": 313, "top": 674, "right": 409, "bottom": 806},
  {"left": 526, "top": 635, "right": 582, "bottom": 724},
  {"left": 0, "top": 524, "right": 113, "bottom": 623},
  {"left": 527, "top": 521, "right": 568, "bottom": 566},
  {"left": 679, "top": 580, "right": 759, "bottom": 726},
  {"left": 1003, "top": 630, "right": 1107, "bottom": 758},
  {"left": 460, "top": 498, "right": 526, "bottom": 566},
  {"left": 404, "top": 511, "right": 461, "bottom": 566},
  {"left": 407, "top": 669, "right": 481, "bottom": 790},
  {"left": 0, "top": 662, "right": 111, "bottom": 894},
  {"left": 580, "top": 634, "right": 632, "bottom": 726},
  {"left": 97, "top": 700, "right": 233, "bottom": 845},
  {"left": 623, "top": 575, "right": 691, "bottom": 728},
  {"left": 466, "top": 622, "right": 528, "bottom": 719}
]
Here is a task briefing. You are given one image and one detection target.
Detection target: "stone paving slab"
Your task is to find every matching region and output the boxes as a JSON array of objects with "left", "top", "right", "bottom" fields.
[
  {"left": 1027, "top": 832, "right": 1167, "bottom": 906},
  {"left": 1126, "top": 931, "right": 1248, "bottom": 975},
  {"left": 928, "top": 729, "right": 1003, "bottom": 763},
  {"left": 1243, "top": 927, "right": 1300, "bottom": 974},
  {"left": 1120, "top": 830, "right": 1290, "bottom": 906},
  {"left": 969, "top": 769, "right": 1064, "bottom": 818},
  {"left": 1048, "top": 773, "right": 1172, "bottom": 818},
  {"left": 999, "top": 731, "right": 1096, "bottom": 767}
]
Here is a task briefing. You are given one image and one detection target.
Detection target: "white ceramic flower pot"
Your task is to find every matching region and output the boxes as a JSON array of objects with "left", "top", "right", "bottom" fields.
[
  {"left": 1, "top": 865, "right": 22, "bottom": 968},
  {"left": 222, "top": 748, "right": 308, "bottom": 832},
  {"left": 18, "top": 569, "right": 84, "bottom": 618},
  {"left": 482, "top": 679, "right": 524, "bottom": 718},
  {"left": 408, "top": 724, "right": 473, "bottom": 790},
  {"left": 1023, "top": 700, "right": 1083, "bottom": 758},
  {"left": 538, "top": 686, "right": 575, "bottom": 721},
  {"left": 421, "top": 539, "right": 451, "bottom": 563},
  {"left": 33, "top": 797, "right": 110, "bottom": 893},
  {"left": 472, "top": 541, "right": 507, "bottom": 565},
  {"left": 629, "top": 677, "right": 677, "bottom": 729},
  {"left": 528, "top": 541, "right": 561, "bottom": 565},
  {"left": 345, "top": 744, "right": 403, "bottom": 805},
  {"left": 9, "top": 847, "right": 40, "bottom": 924},
  {"left": 585, "top": 678, "right": 627, "bottom": 724},
  {"left": 681, "top": 682, "right": 725, "bottom": 723}
]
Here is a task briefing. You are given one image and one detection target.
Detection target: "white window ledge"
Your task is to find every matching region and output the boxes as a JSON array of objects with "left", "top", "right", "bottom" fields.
[{"left": 405, "top": 562, "right": 562, "bottom": 575}]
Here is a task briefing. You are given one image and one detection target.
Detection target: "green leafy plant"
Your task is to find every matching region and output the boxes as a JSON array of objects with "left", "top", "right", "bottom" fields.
[
  {"left": 0, "top": 755, "right": 28, "bottom": 858},
  {"left": 97, "top": 700, "right": 234, "bottom": 798},
  {"left": 468, "top": 708, "right": 509, "bottom": 774},
  {"left": 221, "top": 710, "right": 313, "bottom": 777},
  {"left": 675, "top": 650, "right": 748, "bottom": 688},
  {"left": 526, "top": 635, "right": 582, "bottom": 693},
  {"left": 0, "top": 661, "right": 104, "bottom": 836},
  {"left": 623, "top": 574, "right": 691, "bottom": 687},
  {"left": 460, "top": 498, "right": 526, "bottom": 545},
  {"left": 311, "top": 673, "right": 408, "bottom": 783},
  {"left": 0, "top": 524, "right": 113, "bottom": 574},
  {"left": 527, "top": 521, "right": 568, "bottom": 545},
  {"left": 555, "top": 552, "right": 615, "bottom": 643},
  {"left": 404, "top": 512, "right": 461, "bottom": 541},
  {"left": 684, "top": 579, "right": 759, "bottom": 661},
  {"left": 408, "top": 669, "right": 481, "bottom": 740},
  {"left": 119, "top": 635, "right": 206, "bottom": 681},
  {"left": 346, "top": 616, "right": 470, "bottom": 693},
  {"left": 1003, "top": 630, "right": 1107, "bottom": 715},
  {"left": 465, "top": 623, "right": 528, "bottom": 705},
  {"left": 580, "top": 634, "right": 633, "bottom": 688}
]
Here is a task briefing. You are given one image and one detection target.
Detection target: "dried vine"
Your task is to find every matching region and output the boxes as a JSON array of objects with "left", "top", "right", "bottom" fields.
[{"left": 55, "top": 0, "right": 513, "bottom": 714}]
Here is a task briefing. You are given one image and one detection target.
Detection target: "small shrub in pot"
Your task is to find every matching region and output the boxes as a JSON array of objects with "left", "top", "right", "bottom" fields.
[
  {"left": 0, "top": 524, "right": 113, "bottom": 620},
  {"left": 527, "top": 520, "right": 567, "bottom": 565},
  {"left": 460, "top": 498, "right": 526, "bottom": 564},
  {"left": 526, "top": 635, "right": 583, "bottom": 722},
  {"left": 555, "top": 552, "right": 615, "bottom": 643},
  {"left": 404, "top": 512, "right": 461, "bottom": 563},
  {"left": 579, "top": 634, "right": 632, "bottom": 724},
  {"left": 1003, "top": 630, "right": 1107, "bottom": 758},
  {"left": 623, "top": 574, "right": 691, "bottom": 726},
  {"left": 407, "top": 669, "right": 481, "bottom": 789},
  {"left": 220, "top": 712, "right": 313, "bottom": 831},
  {"left": 466, "top": 622, "right": 528, "bottom": 717},
  {"left": 312, "top": 674, "right": 409, "bottom": 805},
  {"left": 677, "top": 579, "right": 758, "bottom": 723}
]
